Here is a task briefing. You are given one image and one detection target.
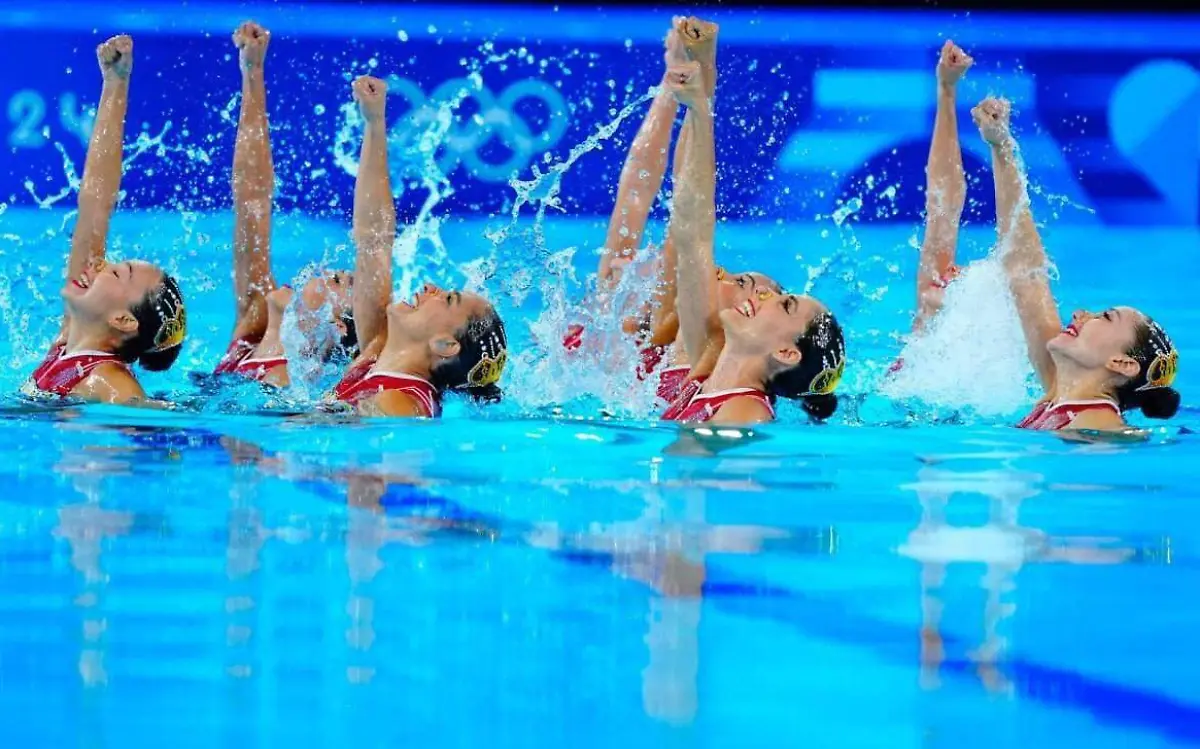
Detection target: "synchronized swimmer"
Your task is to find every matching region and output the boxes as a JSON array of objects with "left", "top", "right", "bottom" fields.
[{"left": 20, "top": 21, "right": 1181, "bottom": 434}]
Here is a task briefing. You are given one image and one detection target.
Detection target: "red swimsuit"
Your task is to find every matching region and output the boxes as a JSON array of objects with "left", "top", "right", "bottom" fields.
[
  {"left": 21, "top": 343, "right": 127, "bottom": 398},
  {"left": 214, "top": 337, "right": 287, "bottom": 382},
  {"left": 661, "top": 377, "right": 775, "bottom": 424},
  {"left": 1017, "top": 399, "right": 1120, "bottom": 431},
  {"left": 333, "top": 359, "right": 441, "bottom": 418},
  {"left": 565, "top": 323, "right": 681, "bottom": 402},
  {"left": 655, "top": 365, "right": 691, "bottom": 404}
]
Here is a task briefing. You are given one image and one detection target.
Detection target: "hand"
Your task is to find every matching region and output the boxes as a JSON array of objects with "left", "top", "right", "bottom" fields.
[
  {"left": 663, "top": 19, "right": 689, "bottom": 69},
  {"left": 936, "top": 40, "right": 973, "bottom": 88},
  {"left": 972, "top": 96, "right": 1012, "bottom": 147},
  {"left": 664, "top": 62, "right": 706, "bottom": 110},
  {"left": 96, "top": 35, "right": 133, "bottom": 82},
  {"left": 352, "top": 75, "right": 388, "bottom": 123},
  {"left": 675, "top": 16, "right": 719, "bottom": 68},
  {"left": 233, "top": 21, "right": 270, "bottom": 72}
]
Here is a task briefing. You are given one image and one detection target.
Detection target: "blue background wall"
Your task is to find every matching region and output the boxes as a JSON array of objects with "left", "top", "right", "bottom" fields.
[{"left": 2, "top": 2, "right": 1199, "bottom": 228}]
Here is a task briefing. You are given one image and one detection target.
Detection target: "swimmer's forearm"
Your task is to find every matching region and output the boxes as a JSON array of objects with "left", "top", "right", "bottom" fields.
[
  {"left": 352, "top": 117, "right": 395, "bottom": 349},
  {"left": 672, "top": 103, "right": 719, "bottom": 362},
  {"left": 68, "top": 76, "right": 128, "bottom": 283},
  {"left": 234, "top": 67, "right": 274, "bottom": 207},
  {"left": 990, "top": 140, "right": 1045, "bottom": 272},
  {"left": 600, "top": 91, "right": 679, "bottom": 281}
]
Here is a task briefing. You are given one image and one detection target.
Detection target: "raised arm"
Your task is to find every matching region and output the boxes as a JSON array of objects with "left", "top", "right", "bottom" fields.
[
  {"left": 598, "top": 87, "right": 678, "bottom": 285},
  {"left": 664, "top": 63, "right": 719, "bottom": 365},
  {"left": 974, "top": 97, "right": 1061, "bottom": 392},
  {"left": 915, "top": 41, "right": 972, "bottom": 330},
  {"left": 647, "top": 17, "right": 719, "bottom": 349},
  {"left": 350, "top": 76, "right": 395, "bottom": 352},
  {"left": 65, "top": 36, "right": 132, "bottom": 327},
  {"left": 230, "top": 21, "right": 277, "bottom": 342}
]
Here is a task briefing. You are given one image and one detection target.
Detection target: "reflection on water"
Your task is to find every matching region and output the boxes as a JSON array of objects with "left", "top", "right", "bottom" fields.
[
  {"left": 901, "top": 462, "right": 1174, "bottom": 698},
  {"left": 5, "top": 417, "right": 1193, "bottom": 746}
]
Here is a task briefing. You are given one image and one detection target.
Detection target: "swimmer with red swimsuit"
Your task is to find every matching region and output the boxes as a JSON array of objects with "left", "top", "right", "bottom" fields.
[
  {"left": 970, "top": 96, "right": 1180, "bottom": 431},
  {"left": 658, "top": 61, "right": 846, "bottom": 426},
  {"left": 21, "top": 35, "right": 187, "bottom": 405},
  {"left": 328, "top": 76, "right": 508, "bottom": 418},
  {"left": 215, "top": 22, "right": 355, "bottom": 388},
  {"left": 564, "top": 17, "right": 782, "bottom": 406}
]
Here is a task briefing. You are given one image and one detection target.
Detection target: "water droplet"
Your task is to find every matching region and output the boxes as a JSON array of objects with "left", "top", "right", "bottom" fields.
[
  {"left": 397, "top": 30, "right": 408, "bottom": 42},
  {"left": 314, "top": 104, "right": 326, "bottom": 115}
]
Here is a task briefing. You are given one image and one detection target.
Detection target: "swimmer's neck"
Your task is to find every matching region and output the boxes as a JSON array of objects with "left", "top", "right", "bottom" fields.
[
  {"left": 64, "top": 317, "right": 118, "bottom": 354},
  {"left": 1048, "top": 361, "right": 1116, "bottom": 404},
  {"left": 372, "top": 340, "right": 433, "bottom": 380},
  {"left": 702, "top": 353, "right": 766, "bottom": 394}
]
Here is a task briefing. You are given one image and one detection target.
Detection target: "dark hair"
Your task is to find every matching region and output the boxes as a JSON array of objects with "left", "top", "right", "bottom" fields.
[
  {"left": 332, "top": 309, "right": 359, "bottom": 361},
  {"left": 115, "top": 273, "right": 186, "bottom": 372},
  {"left": 429, "top": 306, "right": 508, "bottom": 404},
  {"left": 765, "top": 311, "right": 846, "bottom": 421},
  {"left": 1115, "top": 316, "right": 1179, "bottom": 420}
]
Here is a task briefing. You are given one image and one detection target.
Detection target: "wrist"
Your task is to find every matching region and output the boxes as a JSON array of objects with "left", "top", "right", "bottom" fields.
[{"left": 990, "top": 137, "right": 1016, "bottom": 159}]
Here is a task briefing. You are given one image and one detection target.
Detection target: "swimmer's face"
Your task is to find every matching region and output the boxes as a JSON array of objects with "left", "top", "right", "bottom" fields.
[
  {"left": 299, "top": 270, "right": 353, "bottom": 323},
  {"left": 716, "top": 268, "right": 781, "bottom": 314},
  {"left": 63, "top": 259, "right": 165, "bottom": 329},
  {"left": 265, "top": 270, "right": 353, "bottom": 353},
  {"left": 721, "top": 290, "right": 823, "bottom": 361},
  {"left": 387, "top": 283, "right": 493, "bottom": 345},
  {"left": 1047, "top": 306, "right": 1143, "bottom": 369}
]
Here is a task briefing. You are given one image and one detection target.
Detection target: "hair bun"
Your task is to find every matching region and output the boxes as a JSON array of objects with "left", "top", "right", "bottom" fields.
[
  {"left": 1140, "top": 386, "right": 1180, "bottom": 420},
  {"left": 800, "top": 392, "right": 838, "bottom": 421},
  {"left": 137, "top": 344, "right": 182, "bottom": 372}
]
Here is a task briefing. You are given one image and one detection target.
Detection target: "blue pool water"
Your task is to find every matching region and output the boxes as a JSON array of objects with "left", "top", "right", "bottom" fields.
[
  {"left": 1, "top": 205, "right": 1199, "bottom": 746},
  {"left": 3, "top": 1, "right": 1200, "bottom": 744}
]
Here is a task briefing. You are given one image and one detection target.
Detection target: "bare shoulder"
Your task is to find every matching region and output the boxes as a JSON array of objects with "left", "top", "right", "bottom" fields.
[
  {"left": 74, "top": 362, "right": 147, "bottom": 405},
  {"left": 359, "top": 389, "right": 425, "bottom": 418},
  {"left": 710, "top": 395, "right": 774, "bottom": 426},
  {"left": 1065, "top": 407, "right": 1126, "bottom": 432}
]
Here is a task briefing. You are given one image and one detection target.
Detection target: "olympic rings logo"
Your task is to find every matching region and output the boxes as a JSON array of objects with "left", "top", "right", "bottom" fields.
[{"left": 382, "top": 75, "right": 568, "bottom": 183}]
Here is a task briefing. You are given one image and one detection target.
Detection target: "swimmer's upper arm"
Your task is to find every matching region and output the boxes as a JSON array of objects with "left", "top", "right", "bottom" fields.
[
  {"left": 361, "top": 390, "right": 426, "bottom": 418},
  {"left": 1065, "top": 408, "right": 1126, "bottom": 432},
  {"left": 74, "top": 363, "right": 152, "bottom": 406},
  {"left": 710, "top": 396, "right": 774, "bottom": 426}
]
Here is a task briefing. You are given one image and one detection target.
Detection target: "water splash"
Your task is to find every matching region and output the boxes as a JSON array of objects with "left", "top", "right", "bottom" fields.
[
  {"left": 484, "top": 86, "right": 657, "bottom": 266},
  {"left": 882, "top": 254, "right": 1036, "bottom": 417},
  {"left": 480, "top": 86, "right": 665, "bottom": 415}
]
